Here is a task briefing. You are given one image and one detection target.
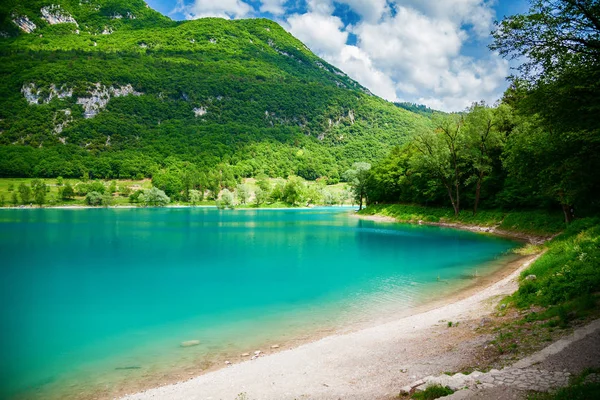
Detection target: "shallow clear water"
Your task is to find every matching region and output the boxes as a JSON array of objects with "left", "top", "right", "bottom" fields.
[{"left": 0, "top": 208, "right": 517, "bottom": 399}]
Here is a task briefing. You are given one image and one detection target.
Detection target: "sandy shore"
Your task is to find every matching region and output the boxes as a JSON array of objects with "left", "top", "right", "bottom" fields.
[{"left": 120, "top": 253, "right": 539, "bottom": 400}]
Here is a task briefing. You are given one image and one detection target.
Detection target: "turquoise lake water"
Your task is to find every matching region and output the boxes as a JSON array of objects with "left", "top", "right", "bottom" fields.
[{"left": 0, "top": 208, "right": 518, "bottom": 399}]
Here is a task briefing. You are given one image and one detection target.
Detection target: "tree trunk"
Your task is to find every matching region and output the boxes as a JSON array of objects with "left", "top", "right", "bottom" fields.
[
  {"left": 444, "top": 183, "right": 459, "bottom": 216},
  {"left": 561, "top": 203, "right": 574, "bottom": 224},
  {"left": 473, "top": 171, "right": 484, "bottom": 216}
]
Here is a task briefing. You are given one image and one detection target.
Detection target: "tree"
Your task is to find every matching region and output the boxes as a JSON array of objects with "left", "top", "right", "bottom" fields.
[
  {"left": 256, "top": 174, "right": 271, "bottom": 192},
  {"left": 0, "top": 194, "right": 4, "bottom": 207},
  {"left": 236, "top": 184, "right": 250, "bottom": 205},
  {"left": 283, "top": 175, "right": 306, "bottom": 206},
  {"left": 31, "top": 179, "right": 47, "bottom": 206},
  {"left": 463, "top": 103, "right": 510, "bottom": 215},
  {"left": 490, "top": 0, "right": 600, "bottom": 82},
  {"left": 141, "top": 187, "right": 170, "bottom": 207},
  {"left": 254, "top": 187, "right": 267, "bottom": 207},
  {"left": 189, "top": 189, "right": 203, "bottom": 205},
  {"left": 492, "top": 0, "right": 600, "bottom": 221},
  {"left": 11, "top": 192, "right": 18, "bottom": 206},
  {"left": 56, "top": 176, "right": 64, "bottom": 186},
  {"left": 62, "top": 182, "right": 75, "bottom": 199},
  {"left": 217, "top": 189, "right": 235, "bottom": 209},
  {"left": 85, "top": 191, "right": 103, "bottom": 206},
  {"left": 412, "top": 114, "right": 465, "bottom": 216},
  {"left": 102, "top": 193, "right": 114, "bottom": 207},
  {"left": 18, "top": 183, "right": 31, "bottom": 204},
  {"left": 343, "top": 162, "right": 371, "bottom": 210}
]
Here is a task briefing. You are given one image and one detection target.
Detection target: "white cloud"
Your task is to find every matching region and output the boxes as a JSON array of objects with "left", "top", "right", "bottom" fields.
[
  {"left": 286, "top": 12, "right": 348, "bottom": 56},
  {"left": 260, "top": 0, "right": 287, "bottom": 15},
  {"left": 174, "top": 0, "right": 253, "bottom": 19}
]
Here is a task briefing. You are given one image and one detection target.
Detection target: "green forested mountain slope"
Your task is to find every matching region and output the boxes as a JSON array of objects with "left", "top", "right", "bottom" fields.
[{"left": 0, "top": 0, "right": 429, "bottom": 181}]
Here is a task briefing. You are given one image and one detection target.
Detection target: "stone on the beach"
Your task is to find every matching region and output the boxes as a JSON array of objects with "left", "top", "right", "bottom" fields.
[
  {"left": 270, "top": 344, "right": 280, "bottom": 349},
  {"left": 180, "top": 340, "right": 200, "bottom": 347},
  {"left": 254, "top": 350, "right": 261, "bottom": 355},
  {"left": 225, "top": 360, "right": 231, "bottom": 365},
  {"left": 479, "top": 317, "right": 491, "bottom": 327},
  {"left": 241, "top": 352, "right": 250, "bottom": 357},
  {"left": 525, "top": 274, "right": 537, "bottom": 281}
]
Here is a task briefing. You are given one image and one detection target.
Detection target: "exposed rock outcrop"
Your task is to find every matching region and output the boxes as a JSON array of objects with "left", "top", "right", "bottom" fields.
[
  {"left": 41, "top": 5, "right": 78, "bottom": 26},
  {"left": 12, "top": 15, "right": 36, "bottom": 33},
  {"left": 21, "top": 83, "right": 73, "bottom": 105},
  {"left": 76, "top": 83, "right": 142, "bottom": 118}
]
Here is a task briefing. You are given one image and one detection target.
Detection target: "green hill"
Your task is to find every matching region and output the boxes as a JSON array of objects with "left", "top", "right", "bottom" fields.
[{"left": 0, "top": 0, "right": 429, "bottom": 181}]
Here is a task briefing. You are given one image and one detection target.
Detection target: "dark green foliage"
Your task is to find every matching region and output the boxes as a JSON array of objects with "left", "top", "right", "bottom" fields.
[
  {"left": 411, "top": 385, "right": 454, "bottom": 400},
  {"left": 61, "top": 182, "right": 74, "bottom": 199},
  {"left": 0, "top": 1, "right": 429, "bottom": 181},
  {"left": 394, "top": 102, "right": 437, "bottom": 117}
]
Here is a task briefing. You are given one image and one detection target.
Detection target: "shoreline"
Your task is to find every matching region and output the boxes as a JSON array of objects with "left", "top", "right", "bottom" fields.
[
  {"left": 354, "top": 212, "right": 551, "bottom": 244},
  {"left": 118, "top": 253, "right": 540, "bottom": 400}
]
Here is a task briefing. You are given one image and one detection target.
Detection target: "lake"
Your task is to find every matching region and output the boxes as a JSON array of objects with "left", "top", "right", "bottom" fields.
[{"left": 0, "top": 207, "right": 518, "bottom": 399}]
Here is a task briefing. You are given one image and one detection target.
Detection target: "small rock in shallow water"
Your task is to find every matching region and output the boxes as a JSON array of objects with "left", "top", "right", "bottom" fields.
[
  {"left": 254, "top": 350, "right": 261, "bottom": 355},
  {"left": 225, "top": 361, "right": 231, "bottom": 365},
  {"left": 180, "top": 340, "right": 200, "bottom": 347},
  {"left": 270, "top": 344, "right": 280, "bottom": 349},
  {"left": 241, "top": 352, "right": 250, "bottom": 357}
]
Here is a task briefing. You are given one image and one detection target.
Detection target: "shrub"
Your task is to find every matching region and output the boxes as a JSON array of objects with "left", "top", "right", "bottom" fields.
[{"left": 85, "top": 191, "right": 103, "bottom": 206}]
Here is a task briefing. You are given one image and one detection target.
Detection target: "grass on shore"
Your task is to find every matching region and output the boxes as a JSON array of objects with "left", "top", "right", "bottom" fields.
[{"left": 359, "top": 204, "right": 566, "bottom": 236}]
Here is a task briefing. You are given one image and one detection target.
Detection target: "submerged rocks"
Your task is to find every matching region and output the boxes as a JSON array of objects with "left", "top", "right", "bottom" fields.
[
  {"left": 180, "top": 340, "right": 200, "bottom": 347},
  {"left": 270, "top": 344, "right": 280, "bottom": 349}
]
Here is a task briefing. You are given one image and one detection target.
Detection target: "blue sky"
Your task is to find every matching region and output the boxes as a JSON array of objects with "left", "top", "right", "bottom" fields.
[{"left": 145, "top": 0, "right": 529, "bottom": 111}]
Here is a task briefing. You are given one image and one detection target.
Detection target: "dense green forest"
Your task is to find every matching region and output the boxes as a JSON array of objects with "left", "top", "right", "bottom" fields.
[
  {"left": 0, "top": 0, "right": 429, "bottom": 186},
  {"left": 363, "top": 0, "right": 600, "bottom": 224}
]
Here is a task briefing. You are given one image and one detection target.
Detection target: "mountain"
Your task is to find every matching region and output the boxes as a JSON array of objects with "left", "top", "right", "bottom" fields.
[{"left": 0, "top": 0, "right": 430, "bottom": 181}]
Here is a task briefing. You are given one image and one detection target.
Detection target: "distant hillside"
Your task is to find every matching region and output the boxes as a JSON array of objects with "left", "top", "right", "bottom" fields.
[
  {"left": 0, "top": 0, "right": 430, "bottom": 181},
  {"left": 393, "top": 102, "right": 439, "bottom": 117}
]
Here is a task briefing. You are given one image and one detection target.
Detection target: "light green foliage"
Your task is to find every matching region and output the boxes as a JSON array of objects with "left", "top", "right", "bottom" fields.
[
  {"left": 102, "top": 193, "right": 114, "bottom": 207},
  {"left": 18, "top": 182, "right": 31, "bottom": 204},
  {"left": 31, "top": 178, "right": 46, "bottom": 205},
  {"left": 282, "top": 175, "right": 306, "bottom": 206},
  {"left": 343, "top": 162, "right": 371, "bottom": 210},
  {"left": 85, "top": 191, "right": 103, "bottom": 206},
  {"left": 56, "top": 176, "right": 63, "bottom": 186},
  {"left": 118, "top": 185, "right": 132, "bottom": 197},
  {"left": 140, "top": 187, "right": 170, "bottom": 207},
  {"left": 254, "top": 187, "right": 267, "bottom": 207},
  {"left": 189, "top": 189, "right": 203, "bottom": 205},
  {"left": 108, "top": 181, "right": 117, "bottom": 194},
  {"left": 7, "top": 183, "right": 14, "bottom": 191},
  {"left": 256, "top": 174, "right": 271, "bottom": 192},
  {"left": 11, "top": 191, "right": 18, "bottom": 205},
  {"left": 218, "top": 189, "right": 235, "bottom": 209},
  {"left": 270, "top": 179, "right": 285, "bottom": 202},
  {"left": 129, "top": 189, "right": 144, "bottom": 203},
  {"left": 236, "top": 184, "right": 250, "bottom": 205}
]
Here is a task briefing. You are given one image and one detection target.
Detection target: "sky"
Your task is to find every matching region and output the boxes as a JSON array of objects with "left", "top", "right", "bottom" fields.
[{"left": 145, "top": 0, "right": 529, "bottom": 112}]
